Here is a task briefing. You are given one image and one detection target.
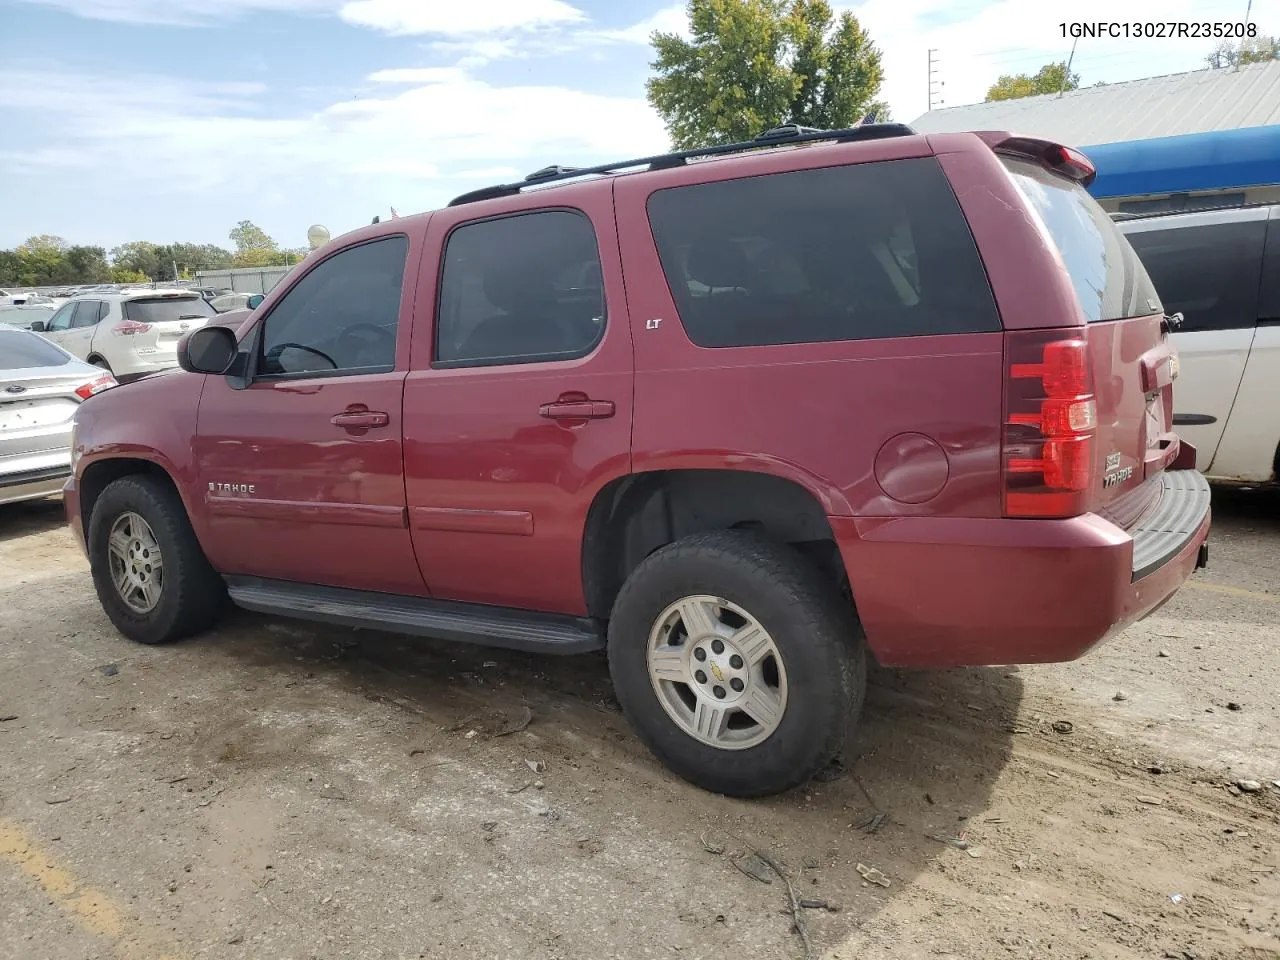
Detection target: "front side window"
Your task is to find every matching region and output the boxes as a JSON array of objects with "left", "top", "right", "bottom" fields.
[
  {"left": 1122, "top": 217, "right": 1266, "bottom": 332},
  {"left": 646, "top": 157, "right": 1000, "bottom": 348},
  {"left": 258, "top": 236, "right": 408, "bottom": 378},
  {"left": 435, "top": 210, "right": 605, "bottom": 367},
  {"left": 47, "top": 303, "right": 75, "bottom": 332}
]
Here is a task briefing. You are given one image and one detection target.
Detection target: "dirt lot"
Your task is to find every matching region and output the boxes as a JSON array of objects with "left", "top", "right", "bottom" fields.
[{"left": 1, "top": 489, "right": 1277, "bottom": 960}]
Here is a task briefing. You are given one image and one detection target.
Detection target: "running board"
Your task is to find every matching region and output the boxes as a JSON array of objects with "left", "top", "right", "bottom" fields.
[{"left": 224, "top": 577, "right": 605, "bottom": 655}]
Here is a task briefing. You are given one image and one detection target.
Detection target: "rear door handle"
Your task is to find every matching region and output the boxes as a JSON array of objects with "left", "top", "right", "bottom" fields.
[
  {"left": 331, "top": 410, "right": 390, "bottom": 429},
  {"left": 538, "top": 399, "right": 615, "bottom": 420}
]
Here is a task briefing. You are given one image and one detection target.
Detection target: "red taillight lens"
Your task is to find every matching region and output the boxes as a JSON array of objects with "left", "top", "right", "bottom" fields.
[
  {"left": 1004, "top": 332, "right": 1096, "bottom": 518},
  {"left": 75, "top": 373, "right": 116, "bottom": 400},
  {"left": 112, "top": 320, "right": 152, "bottom": 336}
]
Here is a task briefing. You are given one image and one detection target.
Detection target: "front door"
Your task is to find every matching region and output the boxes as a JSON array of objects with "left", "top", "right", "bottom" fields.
[
  {"left": 193, "top": 231, "right": 428, "bottom": 595},
  {"left": 403, "top": 183, "right": 634, "bottom": 614},
  {"left": 63, "top": 300, "right": 104, "bottom": 362},
  {"left": 40, "top": 302, "right": 76, "bottom": 349}
]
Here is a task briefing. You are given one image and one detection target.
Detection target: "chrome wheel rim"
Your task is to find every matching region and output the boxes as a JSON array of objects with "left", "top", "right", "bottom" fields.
[
  {"left": 106, "top": 512, "right": 163, "bottom": 614},
  {"left": 646, "top": 595, "right": 788, "bottom": 750}
]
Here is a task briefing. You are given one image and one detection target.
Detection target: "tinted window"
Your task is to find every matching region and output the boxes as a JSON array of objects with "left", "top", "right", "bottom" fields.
[
  {"left": 436, "top": 211, "right": 605, "bottom": 367},
  {"left": 0, "top": 330, "right": 71, "bottom": 369},
  {"left": 1004, "top": 158, "right": 1161, "bottom": 322},
  {"left": 259, "top": 236, "right": 408, "bottom": 377},
  {"left": 47, "top": 303, "right": 75, "bottom": 331},
  {"left": 1121, "top": 217, "right": 1265, "bottom": 332},
  {"left": 124, "top": 296, "right": 216, "bottom": 324},
  {"left": 646, "top": 158, "right": 999, "bottom": 348},
  {"left": 71, "top": 300, "right": 102, "bottom": 327},
  {"left": 1260, "top": 218, "right": 1280, "bottom": 321}
]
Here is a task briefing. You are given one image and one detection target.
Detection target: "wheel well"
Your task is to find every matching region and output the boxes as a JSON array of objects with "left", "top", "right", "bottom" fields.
[
  {"left": 80, "top": 459, "right": 178, "bottom": 533},
  {"left": 582, "top": 469, "right": 850, "bottom": 620}
]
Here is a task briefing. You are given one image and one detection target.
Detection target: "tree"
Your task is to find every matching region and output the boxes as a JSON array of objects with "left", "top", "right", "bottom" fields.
[
  {"left": 647, "top": 0, "right": 886, "bottom": 150},
  {"left": 64, "top": 246, "right": 111, "bottom": 284},
  {"left": 110, "top": 241, "right": 164, "bottom": 280},
  {"left": 110, "top": 267, "right": 150, "bottom": 283},
  {"left": 985, "top": 61, "right": 1080, "bottom": 102},
  {"left": 17, "top": 235, "right": 68, "bottom": 255},
  {"left": 1206, "top": 36, "right": 1278, "bottom": 69}
]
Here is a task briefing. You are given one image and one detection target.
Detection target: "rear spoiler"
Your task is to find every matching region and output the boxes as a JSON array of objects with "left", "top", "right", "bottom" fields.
[{"left": 972, "top": 132, "right": 1097, "bottom": 188}]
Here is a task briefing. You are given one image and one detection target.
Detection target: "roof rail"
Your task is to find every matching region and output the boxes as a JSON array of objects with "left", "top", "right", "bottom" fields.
[{"left": 447, "top": 122, "right": 917, "bottom": 207}]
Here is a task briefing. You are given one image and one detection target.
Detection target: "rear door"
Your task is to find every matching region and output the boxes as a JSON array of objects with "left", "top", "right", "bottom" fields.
[
  {"left": 403, "top": 183, "right": 634, "bottom": 614},
  {"left": 1000, "top": 156, "right": 1177, "bottom": 516},
  {"left": 1118, "top": 208, "right": 1267, "bottom": 471}
]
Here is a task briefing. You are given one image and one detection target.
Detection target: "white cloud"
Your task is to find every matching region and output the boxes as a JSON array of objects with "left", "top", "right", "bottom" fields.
[
  {"left": 339, "top": 0, "right": 585, "bottom": 36},
  {"left": 0, "top": 62, "right": 667, "bottom": 243},
  {"left": 367, "top": 67, "right": 468, "bottom": 84},
  {"left": 13, "top": 0, "right": 334, "bottom": 26},
  {"left": 589, "top": 5, "right": 689, "bottom": 44},
  {"left": 846, "top": 0, "right": 1258, "bottom": 121}
]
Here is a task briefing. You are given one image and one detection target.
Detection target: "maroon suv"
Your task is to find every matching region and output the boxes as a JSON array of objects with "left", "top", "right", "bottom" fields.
[{"left": 65, "top": 124, "right": 1210, "bottom": 797}]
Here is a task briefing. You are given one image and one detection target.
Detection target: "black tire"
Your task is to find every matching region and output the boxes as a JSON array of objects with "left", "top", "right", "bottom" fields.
[
  {"left": 88, "top": 475, "right": 226, "bottom": 645},
  {"left": 607, "top": 530, "right": 866, "bottom": 798}
]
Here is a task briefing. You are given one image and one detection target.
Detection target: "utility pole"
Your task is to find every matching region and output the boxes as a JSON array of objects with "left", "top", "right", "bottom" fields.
[
  {"left": 1059, "top": 37, "right": 1078, "bottom": 96},
  {"left": 927, "top": 49, "right": 943, "bottom": 112},
  {"left": 1235, "top": 0, "right": 1253, "bottom": 71}
]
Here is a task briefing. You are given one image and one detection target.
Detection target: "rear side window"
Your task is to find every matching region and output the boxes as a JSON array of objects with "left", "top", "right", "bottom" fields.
[
  {"left": 1122, "top": 216, "right": 1266, "bottom": 332},
  {"left": 0, "top": 331, "right": 70, "bottom": 369},
  {"left": 1003, "top": 158, "right": 1161, "bottom": 322},
  {"left": 646, "top": 157, "right": 1000, "bottom": 348},
  {"left": 124, "top": 296, "right": 216, "bottom": 324},
  {"left": 435, "top": 210, "right": 605, "bottom": 367}
]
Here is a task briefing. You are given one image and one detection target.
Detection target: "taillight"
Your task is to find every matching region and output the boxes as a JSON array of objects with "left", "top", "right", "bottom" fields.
[
  {"left": 1044, "top": 144, "right": 1095, "bottom": 185},
  {"left": 1003, "top": 331, "right": 1096, "bottom": 518},
  {"left": 112, "top": 320, "right": 152, "bottom": 336},
  {"left": 75, "top": 373, "right": 116, "bottom": 399}
]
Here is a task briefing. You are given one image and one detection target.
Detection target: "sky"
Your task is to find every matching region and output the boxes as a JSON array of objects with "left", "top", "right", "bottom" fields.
[{"left": 0, "top": 0, "right": 1273, "bottom": 251}]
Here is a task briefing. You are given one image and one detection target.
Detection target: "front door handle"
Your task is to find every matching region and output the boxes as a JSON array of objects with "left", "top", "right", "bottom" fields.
[
  {"left": 331, "top": 409, "right": 390, "bottom": 429},
  {"left": 538, "top": 399, "right": 615, "bottom": 420}
]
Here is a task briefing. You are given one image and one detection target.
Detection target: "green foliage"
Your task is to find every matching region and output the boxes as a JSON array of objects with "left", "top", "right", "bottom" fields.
[
  {"left": 985, "top": 61, "right": 1080, "bottom": 102},
  {"left": 1206, "top": 36, "right": 1279, "bottom": 69},
  {"left": 646, "top": 0, "right": 886, "bottom": 149},
  {"left": 0, "top": 222, "right": 277, "bottom": 286}
]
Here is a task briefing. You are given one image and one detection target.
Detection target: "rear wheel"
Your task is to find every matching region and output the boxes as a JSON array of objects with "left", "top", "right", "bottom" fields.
[
  {"left": 88, "top": 475, "right": 225, "bottom": 644},
  {"left": 607, "top": 530, "right": 865, "bottom": 797}
]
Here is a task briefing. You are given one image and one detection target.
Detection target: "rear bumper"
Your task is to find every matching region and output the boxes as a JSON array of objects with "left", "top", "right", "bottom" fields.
[
  {"left": 0, "top": 464, "right": 71, "bottom": 505},
  {"left": 834, "top": 469, "right": 1212, "bottom": 668}
]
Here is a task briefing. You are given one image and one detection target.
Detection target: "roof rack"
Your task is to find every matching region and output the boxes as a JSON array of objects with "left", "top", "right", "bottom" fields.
[{"left": 448, "top": 122, "right": 917, "bottom": 207}]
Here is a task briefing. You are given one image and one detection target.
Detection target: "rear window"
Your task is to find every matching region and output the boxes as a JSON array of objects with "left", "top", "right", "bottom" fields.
[
  {"left": 124, "top": 296, "right": 216, "bottom": 324},
  {"left": 1003, "top": 158, "right": 1161, "bottom": 322},
  {"left": 646, "top": 157, "right": 1001, "bottom": 348},
  {"left": 0, "top": 331, "right": 71, "bottom": 369}
]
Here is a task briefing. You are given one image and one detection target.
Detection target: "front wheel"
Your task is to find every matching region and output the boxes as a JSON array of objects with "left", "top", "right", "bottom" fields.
[
  {"left": 88, "top": 475, "right": 225, "bottom": 644},
  {"left": 607, "top": 530, "right": 865, "bottom": 798}
]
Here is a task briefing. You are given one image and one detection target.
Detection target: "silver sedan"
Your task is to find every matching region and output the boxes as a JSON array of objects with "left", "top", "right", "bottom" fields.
[{"left": 1, "top": 325, "right": 116, "bottom": 506}]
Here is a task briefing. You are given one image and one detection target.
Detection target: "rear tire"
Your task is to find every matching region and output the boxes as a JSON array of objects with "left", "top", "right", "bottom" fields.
[
  {"left": 88, "top": 475, "right": 225, "bottom": 645},
  {"left": 607, "top": 530, "right": 865, "bottom": 798}
]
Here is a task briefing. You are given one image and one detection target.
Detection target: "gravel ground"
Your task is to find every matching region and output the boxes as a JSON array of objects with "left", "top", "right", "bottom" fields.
[{"left": 0, "top": 489, "right": 1277, "bottom": 960}]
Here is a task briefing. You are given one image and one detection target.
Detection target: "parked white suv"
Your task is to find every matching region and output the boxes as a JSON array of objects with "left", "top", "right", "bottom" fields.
[
  {"left": 1119, "top": 205, "right": 1280, "bottom": 485},
  {"left": 32, "top": 292, "right": 216, "bottom": 380}
]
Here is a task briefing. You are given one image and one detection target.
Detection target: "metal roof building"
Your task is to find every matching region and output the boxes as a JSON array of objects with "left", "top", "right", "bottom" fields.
[
  {"left": 911, "top": 61, "right": 1280, "bottom": 210},
  {"left": 910, "top": 60, "right": 1280, "bottom": 145}
]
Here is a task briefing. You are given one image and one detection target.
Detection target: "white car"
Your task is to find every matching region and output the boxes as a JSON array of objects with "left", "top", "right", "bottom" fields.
[
  {"left": 32, "top": 291, "right": 216, "bottom": 380},
  {"left": 1119, "top": 204, "right": 1280, "bottom": 484}
]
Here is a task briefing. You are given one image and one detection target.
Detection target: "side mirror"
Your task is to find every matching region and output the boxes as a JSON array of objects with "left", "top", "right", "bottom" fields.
[
  {"left": 29, "top": 320, "right": 46, "bottom": 332},
  {"left": 178, "top": 326, "right": 238, "bottom": 375},
  {"left": 246, "top": 294, "right": 265, "bottom": 310}
]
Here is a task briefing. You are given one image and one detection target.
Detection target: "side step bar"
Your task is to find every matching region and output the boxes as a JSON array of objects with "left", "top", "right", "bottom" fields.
[{"left": 224, "top": 577, "right": 605, "bottom": 655}]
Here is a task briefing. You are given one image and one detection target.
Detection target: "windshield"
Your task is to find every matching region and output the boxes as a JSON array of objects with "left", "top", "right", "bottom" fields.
[
  {"left": 123, "top": 296, "right": 216, "bottom": 323},
  {"left": 0, "top": 330, "right": 72, "bottom": 369},
  {"left": 0, "top": 306, "right": 55, "bottom": 327},
  {"left": 1003, "top": 157, "right": 1162, "bottom": 322}
]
